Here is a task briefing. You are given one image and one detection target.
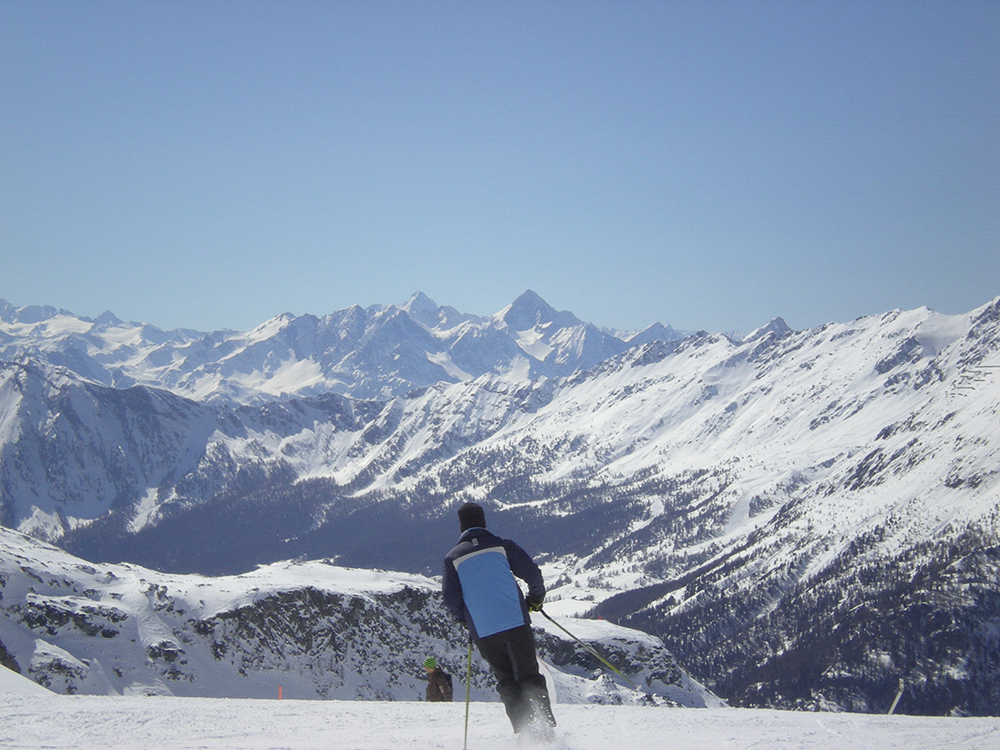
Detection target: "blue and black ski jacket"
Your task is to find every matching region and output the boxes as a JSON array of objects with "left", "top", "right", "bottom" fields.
[{"left": 442, "top": 527, "right": 545, "bottom": 640}]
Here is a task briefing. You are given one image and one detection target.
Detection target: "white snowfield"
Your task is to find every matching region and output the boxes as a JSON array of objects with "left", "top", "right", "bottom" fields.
[{"left": 1, "top": 680, "right": 998, "bottom": 750}]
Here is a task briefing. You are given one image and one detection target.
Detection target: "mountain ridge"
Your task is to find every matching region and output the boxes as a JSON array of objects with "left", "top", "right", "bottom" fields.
[{"left": 0, "top": 291, "right": 684, "bottom": 404}]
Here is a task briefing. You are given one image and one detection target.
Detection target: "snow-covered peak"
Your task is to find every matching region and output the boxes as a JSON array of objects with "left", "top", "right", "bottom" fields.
[
  {"left": 399, "top": 291, "right": 475, "bottom": 332},
  {"left": 0, "top": 298, "right": 13, "bottom": 321},
  {"left": 91, "top": 310, "right": 125, "bottom": 328},
  {"left": 742, "top": 316, "right": 793, "bottom": 343},
  {"left": 625, "top": 322, "right": 685, "bottom": 346},
  {"left": 496, "top": 290, "right": 581, "bottom": 332},
  {"left": 2, "top": 303, "right": 65, "bottom": 326},
  {"left": 245, "top": 312, "right": 298, "bottom": 341},
  {"left": 400, "top": 291, "right": 439, "bottom": 315}
]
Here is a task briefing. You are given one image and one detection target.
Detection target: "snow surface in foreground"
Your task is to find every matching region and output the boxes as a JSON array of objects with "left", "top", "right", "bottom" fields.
[{"left": 2, "top": 689, "right": 997, "bottom": 750}]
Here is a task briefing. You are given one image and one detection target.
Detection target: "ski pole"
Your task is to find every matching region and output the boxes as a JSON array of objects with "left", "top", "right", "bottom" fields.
[
  {"left": 463, "top": 635, "right": 473, "bottom": 750},
  {"left": 540, "top": 609, "right": 639, "bottom": 689},
  {"left": 888, "top": 678, "right": 904, "bottom": 715}
]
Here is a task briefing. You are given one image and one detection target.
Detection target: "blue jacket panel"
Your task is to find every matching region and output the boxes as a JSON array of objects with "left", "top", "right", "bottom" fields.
[{"left": 442, "top": 528, "right": 545, "bottom": 640}]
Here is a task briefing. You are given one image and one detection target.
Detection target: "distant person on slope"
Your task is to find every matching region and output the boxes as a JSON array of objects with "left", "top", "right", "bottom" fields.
[
  {"left": 422, "top": 656, "right": 453, "bottom": 702},
  {"left": 442, "top": 502, "right": 556, "bottom": 739}
]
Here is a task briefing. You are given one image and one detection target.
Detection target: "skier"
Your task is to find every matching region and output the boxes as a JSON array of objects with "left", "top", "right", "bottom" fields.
[
  {"left": 423, "top": 656, "right": 453, "bottom": 702},
  {"left": 442, "top": 502, "right": 556, "bottom": 740}
]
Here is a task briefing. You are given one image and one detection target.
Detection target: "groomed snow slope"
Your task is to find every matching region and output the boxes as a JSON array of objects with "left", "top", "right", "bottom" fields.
[{"left": 0, "top": 691, "right": 997, "bottom": 750}]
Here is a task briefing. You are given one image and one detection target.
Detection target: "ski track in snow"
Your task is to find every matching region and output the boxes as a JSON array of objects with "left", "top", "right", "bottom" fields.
[{"left": 1, "top": 691, "right": 998, "bottom": 750}]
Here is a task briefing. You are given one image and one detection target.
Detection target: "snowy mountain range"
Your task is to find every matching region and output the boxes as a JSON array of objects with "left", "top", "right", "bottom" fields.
[
  {"left": 0, "top": 291, "right": 681, "bottom": 403},
  {"left": 1, "top": 292, "right": 999, "bottom": 715}
]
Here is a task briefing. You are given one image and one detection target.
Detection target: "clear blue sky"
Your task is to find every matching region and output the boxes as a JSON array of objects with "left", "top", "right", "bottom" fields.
[{"left": 2, "top": 1, "right": 997, "bottom": 335}]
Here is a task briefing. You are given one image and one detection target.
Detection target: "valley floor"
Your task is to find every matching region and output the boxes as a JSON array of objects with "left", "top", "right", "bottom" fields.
[{"left": 2, "top": 690, "right": 997, "bottom": 750}]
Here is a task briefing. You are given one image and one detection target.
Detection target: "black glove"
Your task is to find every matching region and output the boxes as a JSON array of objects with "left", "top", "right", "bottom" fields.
[{"left": 527, "top": 595, "right": 544, "bottom": 613}]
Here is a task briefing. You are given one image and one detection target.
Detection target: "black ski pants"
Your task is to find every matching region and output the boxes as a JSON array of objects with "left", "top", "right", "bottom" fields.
[{"left": 475, "top": 623, "right": 556, "bottom": 733}]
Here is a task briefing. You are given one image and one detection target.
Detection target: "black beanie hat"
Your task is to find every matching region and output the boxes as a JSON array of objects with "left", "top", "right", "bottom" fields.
[{"left": 458, "top": 502, "right": 486, "bottom": 531}]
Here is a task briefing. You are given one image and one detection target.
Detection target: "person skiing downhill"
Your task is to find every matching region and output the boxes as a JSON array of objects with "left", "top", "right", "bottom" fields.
[{"left": 442, "top": 502, "right": 556, "bottom": 740}]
